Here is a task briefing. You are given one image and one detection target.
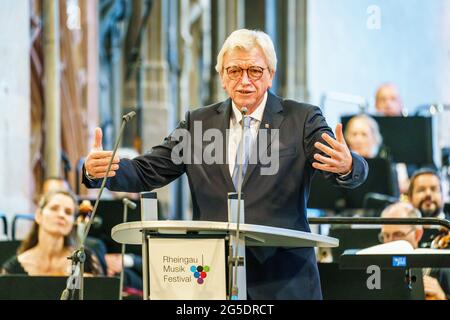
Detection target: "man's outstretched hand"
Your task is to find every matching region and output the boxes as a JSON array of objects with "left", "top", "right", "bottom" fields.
[
  {"left": 84, "top": 127, "right": 120, "bottom": 179},
  {"left": 312, "top": 124, "right": 353, "bottom": 175}
]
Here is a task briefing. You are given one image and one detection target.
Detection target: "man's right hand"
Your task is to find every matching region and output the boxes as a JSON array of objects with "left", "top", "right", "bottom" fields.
[{"left": 84, "top": 127, "right": 120, "bottom": 179}]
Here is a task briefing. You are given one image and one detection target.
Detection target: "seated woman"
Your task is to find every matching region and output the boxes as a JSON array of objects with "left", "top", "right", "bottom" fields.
[
  {"left": 1, "top": 189, "right": 103, "bottom": 276},
  {"left": 344, "top": 114, "right": 409, "bottom": 195},
  {"left": 344, "top": 114, "right": 383, "bottom": 159}
]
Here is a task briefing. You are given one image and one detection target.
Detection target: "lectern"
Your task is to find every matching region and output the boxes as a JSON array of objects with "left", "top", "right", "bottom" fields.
[{"left": 111, "top": 193, "right": 338, "bottom": 300}]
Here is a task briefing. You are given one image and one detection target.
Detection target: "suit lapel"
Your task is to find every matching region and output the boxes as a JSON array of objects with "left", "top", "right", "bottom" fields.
[
  {"left": 214, "top": 99, "right": 236, "bottom": 191},
  {"left": 243, "top": 92, "right": 284, "bottom": 187}
]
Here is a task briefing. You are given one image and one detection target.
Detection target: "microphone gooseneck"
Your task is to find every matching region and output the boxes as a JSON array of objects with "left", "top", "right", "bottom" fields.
[
  {"left": 122, "top": 111, "right": 136, "bottom": 123},
  {"left": 81, "top": 115, "right": 132, "bottom": 243},
  {"left": 61, "top": 111, "right": 136, "bottom": 300},
  {"left": 231, "top": 106, "right": 249, "bottom": 300},
  {"left": 119, "top": 198, "right": 135, "bottom": 300},
  {"left": 123, "top": 198, "right": 137, "bottom": 210}
]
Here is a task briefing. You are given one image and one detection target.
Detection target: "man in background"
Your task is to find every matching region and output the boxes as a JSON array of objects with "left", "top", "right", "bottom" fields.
[
  {"left": 375, "top": 83, "right": 405, "bottom": 116},
  {"left": 408, "top": 168, "right": 448, "bottom": 220},
  {"left": 379, "top": 202, "right": 449, "bottom": 300}
]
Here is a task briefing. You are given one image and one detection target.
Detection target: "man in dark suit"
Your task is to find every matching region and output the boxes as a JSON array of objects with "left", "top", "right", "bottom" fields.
[{"left": 83, "top": 29, "right": 368, "bottom": 299}]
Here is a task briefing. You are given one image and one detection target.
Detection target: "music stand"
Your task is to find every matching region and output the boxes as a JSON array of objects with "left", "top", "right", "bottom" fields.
[
  {"left": 318, "top": 262, "right": 425, "bottom": 300},
  {"left": 307, "top": 158, "right": 399, "bottom": 211},
  {"left": 344, "top": 158, "right": 400, "bottom": 209},
  {"left": 328, "top": 228, "right": 380, "bottom": 262},
  {"left": 78, "top": 199, "right": 142, "bottom": 255},
  {"left": 307, "top": 172, "right": 346, "bottom": 211},
  {"left": 341, "top": 115, "right": 437, "bottom": 167},
  {"left": 0, "top": 275, "right": 120, "bottom": 300},
  {"left": 327, "top": 227, "right": 442, "bottom": 262},
  {"left": 0, "top": 241, "right": 21, "bottom": 266}
]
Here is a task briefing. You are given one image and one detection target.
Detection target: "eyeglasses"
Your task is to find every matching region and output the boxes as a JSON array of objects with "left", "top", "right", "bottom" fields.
[
  {"left": 378, "top": 227, "right": 415, "bottom": 243},
  {"left": 225, "top": 66, "right": 267, "bottom": 81}
]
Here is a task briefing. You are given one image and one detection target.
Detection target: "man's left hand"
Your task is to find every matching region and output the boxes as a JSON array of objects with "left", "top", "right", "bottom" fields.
[{"left": 312, "top": 124, "right": 353, "bottom": 175}]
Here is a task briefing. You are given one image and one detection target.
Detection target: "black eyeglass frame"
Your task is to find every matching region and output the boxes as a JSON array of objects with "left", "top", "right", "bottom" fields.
[{"left": 225, "top": 66, "right": 268, "bottom": 81}]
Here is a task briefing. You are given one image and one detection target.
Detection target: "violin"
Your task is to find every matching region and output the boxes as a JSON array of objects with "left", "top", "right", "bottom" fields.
[
  {"left": 425, "top": 227, "right": 449, "bottom": 300},
  {"left": 78, "top": 200, "right": 93, "bottom": 224},
  {"left": 431, "top": 227, "right": 450, "bottom": 249},
  {"left": 77, "top": 200, "right": 102, "bottom": 229}
]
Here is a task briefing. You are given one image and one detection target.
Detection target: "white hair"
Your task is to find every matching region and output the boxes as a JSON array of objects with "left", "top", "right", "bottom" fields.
[
  {"left": 215, "top": 29, "right": 277, "bottom": 74},
  {"left": 345, "top": 114, "right": 383, "bottom": 157},
  {"left": 381, "top": 202, "right": 422, "bottom": 219}
]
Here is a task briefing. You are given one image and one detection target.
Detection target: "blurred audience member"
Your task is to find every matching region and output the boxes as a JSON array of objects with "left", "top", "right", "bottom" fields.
[
  {"left": 344, "top": 114, "right": 409, "bottom": 194},
  {"left": 344, "top": 114, "right": 382, "bottom": 159},
  {"left": 105, "top": 252, "right": 143, "bottom": 294},
  {"left": 379, "top": 202, "right": 449, "bottom": 300},
  {"left": 379, "top": 202, "right": 423, "bottom": 246},
  {"left": 1, "top": 189, "right": 103, "bottom": 276},
  {"left": 42, "top": 177, "right": 71, "bottom": 194},
  {"left": 408, "top": 168, "right": 448, "bottom": 220},
  {"left": 375, "top": 83, "right": 405, "bottom": 117}
]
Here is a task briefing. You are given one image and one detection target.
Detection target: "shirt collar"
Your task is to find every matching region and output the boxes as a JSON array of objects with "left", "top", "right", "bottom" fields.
[{"left": 231, "top": 91, "right": 267, "bottom": 124}]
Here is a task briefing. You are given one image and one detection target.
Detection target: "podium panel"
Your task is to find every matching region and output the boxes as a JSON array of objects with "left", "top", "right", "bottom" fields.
[
  {"left": 111, "top": 220, "right": 338, "bottom": 300},
  {"left": 148, "top": 238, "right": 226, "bottom": 300}
]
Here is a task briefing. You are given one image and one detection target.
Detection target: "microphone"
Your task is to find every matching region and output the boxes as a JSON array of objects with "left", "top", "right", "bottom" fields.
[
  {"left": 61, "top": 111, "right": 136, "bottom": 300},
  {"left": 230, "top": 106, "right": 248, "bottom": 300},
  {"left": 122, "top": 111, "right": 136, "bottom": 123},
  {"left": 123, "top": 198, "right": 137, "bottom": 210}
]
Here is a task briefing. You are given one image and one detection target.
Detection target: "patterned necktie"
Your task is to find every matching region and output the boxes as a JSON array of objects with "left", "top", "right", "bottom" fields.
[{"left": 232, "top": 116, "right": 253, "bottom": 190}]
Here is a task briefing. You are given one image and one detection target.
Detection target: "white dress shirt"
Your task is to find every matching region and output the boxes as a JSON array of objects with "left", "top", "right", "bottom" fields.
[{"left": 228, "top": 92, "right": 268, "bottom": 177}]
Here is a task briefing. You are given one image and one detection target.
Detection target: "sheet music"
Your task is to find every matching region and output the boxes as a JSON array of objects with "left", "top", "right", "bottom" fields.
[{"left": 356, "top": 240, "right": 449, "bottom": 255}]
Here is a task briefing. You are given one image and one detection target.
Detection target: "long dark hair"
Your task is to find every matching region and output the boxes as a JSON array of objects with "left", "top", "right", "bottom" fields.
[{"left": 17, "top": 189, "right": 78, "bottom": 254}]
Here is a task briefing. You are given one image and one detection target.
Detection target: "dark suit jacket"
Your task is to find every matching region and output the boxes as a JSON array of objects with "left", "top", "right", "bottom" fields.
[{"left": 83, "top": 92, "right": 368, "bottom": 299}]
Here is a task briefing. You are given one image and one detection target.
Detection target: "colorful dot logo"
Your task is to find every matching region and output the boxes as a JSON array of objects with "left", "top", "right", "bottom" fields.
[{"left": 190, "top": 265, "right": 210, "bottom": 285}]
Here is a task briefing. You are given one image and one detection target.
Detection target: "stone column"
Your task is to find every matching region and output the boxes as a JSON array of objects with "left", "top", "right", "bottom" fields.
[
  {"left": 131, "top": 0, "right": 172, "bottom": 218},
  {"left": 43, "top": 0, "right": 62, "bottom": 179},
  {"left": 0, "top": 1, "right": 32, "bottom": 235}
]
